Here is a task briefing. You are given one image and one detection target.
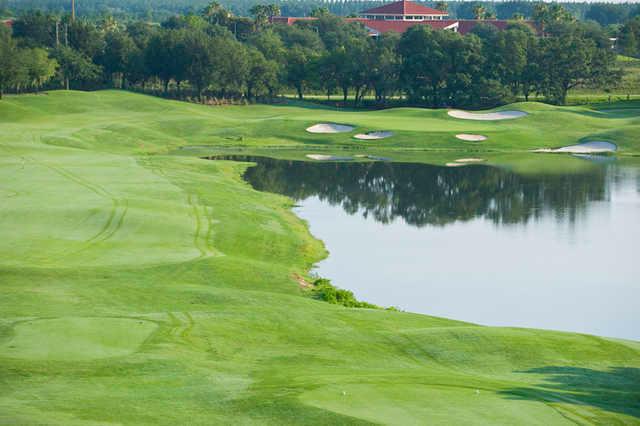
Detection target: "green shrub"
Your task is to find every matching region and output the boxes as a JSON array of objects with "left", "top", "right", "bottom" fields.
[{"left": 311, "top": 278, "right": 380, "bottom": 309}]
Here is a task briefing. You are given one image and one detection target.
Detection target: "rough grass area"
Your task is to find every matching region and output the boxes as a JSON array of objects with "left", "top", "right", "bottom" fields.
[{"left": 0, "top": 90, "right": 638, "bottom": 424}]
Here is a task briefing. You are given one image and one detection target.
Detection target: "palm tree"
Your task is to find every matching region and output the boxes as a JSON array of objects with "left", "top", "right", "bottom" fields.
[
  {"left": 202, "top": 1, "right": 230, "bottom": 25},
  {"left": 71, "top": 0, "right": 75, "bottom": 21},
  {"left": 473, "top": 5, "right": 486, "bottom": 20}
]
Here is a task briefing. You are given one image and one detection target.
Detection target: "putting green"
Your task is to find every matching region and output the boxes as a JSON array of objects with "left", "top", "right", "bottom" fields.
[
  {"left": 0, "top": 317, "right": 157, "bottom": 360},
  {"left": 301, "top": 384, "right": 572, "bottom": 425}
]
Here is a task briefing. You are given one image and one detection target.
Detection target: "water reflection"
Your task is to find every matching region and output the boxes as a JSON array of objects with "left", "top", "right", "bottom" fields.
[
  {"left": 212, "top": 155, "right": 639, "bottom": 339},
  {"left": 220, "top": 156, "right": 608, "bottom": 227}
]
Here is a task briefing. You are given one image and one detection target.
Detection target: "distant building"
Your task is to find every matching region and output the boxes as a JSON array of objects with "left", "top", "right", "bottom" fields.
[
  {"left": 359, "top": 1, "right": 448, "bottom": 21},
  {"left": 272, "top": 0, "right": 535, "bottom": 37},
  {"left": 1, "top": 19, "right": 13, "bottom": 28}
]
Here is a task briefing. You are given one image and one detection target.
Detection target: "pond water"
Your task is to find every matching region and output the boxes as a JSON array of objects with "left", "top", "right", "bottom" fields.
[{"left": 221, "top": 156, "right": 640, "bottom": 340}]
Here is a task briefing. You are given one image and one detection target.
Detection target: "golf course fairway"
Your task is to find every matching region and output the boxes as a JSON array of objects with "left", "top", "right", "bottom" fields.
[{"left": 0, "top": 90, "right": 638, "bottom": 425}]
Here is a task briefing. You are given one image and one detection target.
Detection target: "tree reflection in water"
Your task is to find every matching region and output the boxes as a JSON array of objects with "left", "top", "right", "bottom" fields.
[{"left": 214, "top": 156, "right": 609, "bottom": 227}]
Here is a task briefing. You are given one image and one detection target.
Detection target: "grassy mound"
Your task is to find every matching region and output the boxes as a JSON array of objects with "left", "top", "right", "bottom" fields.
[{"left": 0, "top": 90, "right": 638, "bottom": 424}]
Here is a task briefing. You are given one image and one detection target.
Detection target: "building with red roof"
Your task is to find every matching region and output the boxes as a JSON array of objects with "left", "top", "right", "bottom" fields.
[
  {"left": 360, "top": 0, "right": 448, "bottom": 21},
  {"left": 271, "top": 0, "right": 534, "bottom": 37}
]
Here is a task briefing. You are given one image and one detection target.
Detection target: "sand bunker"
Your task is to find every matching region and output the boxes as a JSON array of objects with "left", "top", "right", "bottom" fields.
[
  {"left": 454, "top": 158, "right": 485, "bottom": 163},
  {"left": 306, "top": 123, "right": 354, "bottom": 134},
  {"left": 354, "top": 131, "right": 393, "bottom": 140},
  {"left": 456, "top": 134, "right": 487, "bottom": 142},
  {"left": 306, "top": 154, "right": 353, "bottom": 161},
  {"left": 448, "top": 110, "right": 527, "bottom": 121},
  {"left": 533, "top": 141, "right": 617, "bottom": 154},
  {"left": 446, "top": 158, "right": 486, "bottom": 167}
]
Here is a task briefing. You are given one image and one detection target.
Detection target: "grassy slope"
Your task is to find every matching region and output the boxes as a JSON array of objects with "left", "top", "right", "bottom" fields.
[{"left": 0, "top": 90, "right": 638, "bottom": 425}]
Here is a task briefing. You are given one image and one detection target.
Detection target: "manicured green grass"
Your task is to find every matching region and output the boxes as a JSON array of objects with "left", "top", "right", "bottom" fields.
[{"left": 0, "top": 90, "right": 638, "bottom": 424}]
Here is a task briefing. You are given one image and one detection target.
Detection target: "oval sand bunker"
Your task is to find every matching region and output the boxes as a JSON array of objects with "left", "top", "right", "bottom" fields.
[
  {"left": 306, "top": 154, "right": 353, "bottom": 161},
  {"left": 306, "top": 123, "right": 354, "bottom": 134},
  {"left": 448, "top": 110, "right": 527, "bottom": 121},
  {"left": 0, "top": 317, "right": 157, "bottom": 360},
  {"left": 534, "top": 141, "right": 617, "bottom": 154},
  {"left": 354, "top": 131, "right": 393, "bottom": 140},
  {"left": 456, "top": 134, "right": 487, "bottom": 142}
]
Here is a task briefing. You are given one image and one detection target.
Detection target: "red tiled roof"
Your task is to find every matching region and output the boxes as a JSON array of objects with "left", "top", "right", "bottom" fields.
[
  {"left": 361, "top": 1, "right": 447, "bottom": 16},
  {"left": 363, "top": 19, "right": 456, "bottom": 34},
  {"left": 270, "top": 15, "right": 536, "bottom": 37},
  {"left": 270, "top": 16, "right": 318, "bottom": 25}
]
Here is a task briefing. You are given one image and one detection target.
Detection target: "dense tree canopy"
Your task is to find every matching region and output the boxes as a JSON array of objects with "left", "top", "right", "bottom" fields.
[
  {"left": 0, "top": 2, "right": 626, "bottom": 106},
  {"left": 5, "top": 0, "right": 638, "bottom": 25}
]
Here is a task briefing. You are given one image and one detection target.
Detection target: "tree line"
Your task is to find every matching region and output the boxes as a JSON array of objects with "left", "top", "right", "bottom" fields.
[
  {"left": 0, "top": 2, "right": 624, "bottom": 106},
  {"left": 3, "top": 0, "right": 639, "bottom": 26}
]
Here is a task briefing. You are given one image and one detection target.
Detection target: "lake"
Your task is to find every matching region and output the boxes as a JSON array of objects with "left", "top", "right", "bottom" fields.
[{"left": 221, "top": 155, "right": 640, "bottom": 340}]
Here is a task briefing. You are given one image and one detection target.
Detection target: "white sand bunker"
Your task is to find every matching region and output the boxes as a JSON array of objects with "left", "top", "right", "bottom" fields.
[
  {"left": 446, "top": 158, "right": 485, "bottom": 167},
  {"left": 534, "top": 141, "right": 617, "bottom": 154},
  {"left": 455, "top": 158, "right": 485, "bottom": 163},
  {"left": 306, "top": 123, "right": 354, "bottom": 134},
  {"left": 354, "top": 131, "right": 393, "bottom": 140},
  {"left": 456, "top": 134, "right": 487, "bottom": 142},
  {"left": 448, "top": 110, "right": 527, "bottom": 121},
  {"left": 306, "top": 154, "right": 353, "bottom": 161}
]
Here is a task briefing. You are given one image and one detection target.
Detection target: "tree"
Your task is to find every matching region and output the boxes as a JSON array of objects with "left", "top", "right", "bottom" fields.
[
  {"left": 435, "top": 2, "right": 448, "bottom": 13},
  {"left": 181, "top": 31, "right": 216, "bottom": 101},
  {"left": 585, "top": 4, "right": 629, "bottom": 27},
  {"left": 369, "top": 33, "right": 400, "bottom": 103},
  {"left": 53, "top": 45, "right": 101, "bottom": 90},
  {"left": 209, "top": 35, "right": 249, "bottom": 97},
  {"left": 250, "top": 4, "right": 280, "bottom": 28},
  {"left": 11, "top": 11, "right": 57, "bottom": 48},
  {"left": 618, "top": 17, "right": 640, "bottom": 57},
  {"left": 534, "top": 3, "right": 574, "bottom": 35},
  {"left": 100, "top": 30, "right": 135, "bottom": 87},
  {"left": 246, "top": 47, "right": 279, "bottom": 100},
  {"left": 68, "top": 19, "right": 104, "bottom": 59},
  {"left": 399, "top": 26, "right": 448, "bottom": 105},
  {"left": 0, "top": 26, "right": 20, "bottom": 98},
  {"left": 145, "top": 29, "right": 183, "bottom": 94},
  {"left": 285, "top": 45, "right": 316, "bottom": 100},
  {"left": 201, "top": 1, "right": 230, "bottom": 26},
  {"left": 21, "top": 47, "right": 58, "bottom": 92},
  {"left": 473, "top": 5, "right": 487, "bottom": 20},
  {"left": 539, "top": 23, "right": 617, "bottom": 104}
]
